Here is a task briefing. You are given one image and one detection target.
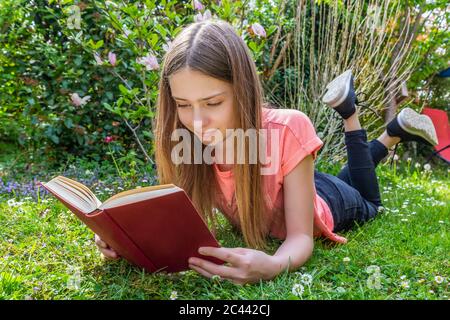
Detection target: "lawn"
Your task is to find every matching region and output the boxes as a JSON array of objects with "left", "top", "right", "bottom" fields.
[{"left": 0, "top": 142, "right": 449, "bottom": 300}]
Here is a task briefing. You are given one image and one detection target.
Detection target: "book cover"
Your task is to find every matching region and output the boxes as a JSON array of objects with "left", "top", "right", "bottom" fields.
[{"left": 39, "top": 176, "right": 225, "bottom": 273}]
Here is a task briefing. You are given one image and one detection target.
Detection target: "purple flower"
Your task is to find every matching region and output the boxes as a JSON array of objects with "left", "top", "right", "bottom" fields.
[
  {"left": 193, "top": 0, "right": 204, "bottom": 10},
  {"left": 136, "top": 54, "right": 159, "bottom": 71},
  {"left": 194, "top": 9, "right": 212, "bottom": 22},
  {"left": 251, "top": 22, "right": 266, "bottom": 38},
  {"left": 108, "top": 52, "right": 117, "bottom": 66}
]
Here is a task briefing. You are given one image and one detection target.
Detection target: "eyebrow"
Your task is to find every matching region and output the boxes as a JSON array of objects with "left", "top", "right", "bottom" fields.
[{"left": 172, "top": 91, "right": 226, "bottom": 101}]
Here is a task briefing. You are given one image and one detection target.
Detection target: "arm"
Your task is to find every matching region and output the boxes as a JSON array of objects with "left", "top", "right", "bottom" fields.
[
  {"left": 188, "top": 155, "right": 316, "bottom": 284},
  {"left": 270, "top": 153, "right": 315, "bottom": 274}
]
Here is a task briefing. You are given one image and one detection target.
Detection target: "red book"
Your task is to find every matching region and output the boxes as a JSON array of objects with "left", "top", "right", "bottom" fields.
[{"left": 39, "top": 176, "right": 224, "bottom": 273}]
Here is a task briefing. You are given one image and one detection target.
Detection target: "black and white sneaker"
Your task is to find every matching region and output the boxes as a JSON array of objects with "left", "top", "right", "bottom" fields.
[
  {"left": 386, "top": 107, "right": 438, "bottom": 146},
  {"left": 322, "top": 69, "right": 357, "bottom": 119}
]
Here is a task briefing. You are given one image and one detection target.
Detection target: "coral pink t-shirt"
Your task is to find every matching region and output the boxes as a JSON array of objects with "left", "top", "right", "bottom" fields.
[{"left": 212, "top": 107, "right": 347, "bottom": 244}]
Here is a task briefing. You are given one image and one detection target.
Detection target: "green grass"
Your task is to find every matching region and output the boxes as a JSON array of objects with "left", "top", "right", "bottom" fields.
[{"left": 0, "top": 148, "right": 449, "bottom": 300}]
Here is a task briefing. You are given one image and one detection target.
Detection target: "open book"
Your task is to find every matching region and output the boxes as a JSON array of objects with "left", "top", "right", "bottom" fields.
[{"left": 39, "top": 176, "right": 224, "bottom": 273}]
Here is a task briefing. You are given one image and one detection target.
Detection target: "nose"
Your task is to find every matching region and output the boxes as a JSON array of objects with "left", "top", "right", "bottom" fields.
[{"left": 193, "top": 107, "right": 210, "bottom": 131}]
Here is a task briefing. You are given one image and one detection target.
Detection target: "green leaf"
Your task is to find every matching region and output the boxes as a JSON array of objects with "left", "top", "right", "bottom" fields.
[
  {"left": 118, "top": 84, "right": 129, "bottom": 96},
  {"left": 50, "top": 134, "right": 59, "bottom": 144},
  {"left": 64, "top": 118, "right": 73, "bottom": 128}
]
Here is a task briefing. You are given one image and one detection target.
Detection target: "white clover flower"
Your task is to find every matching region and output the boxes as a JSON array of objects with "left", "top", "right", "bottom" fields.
[
  {"left": 400, "top": 275, "right": 407, "bottom": 280},
  {"left": 7, "top": 199, "right": 16, "bottom": 206},
  {"left": 429, "top": 290, "right": 434, "bottom": 294},
  {"left": 343, "top": 257, "right": 351, "bottom": 262},
  {"left": 423, "top": 163, "right": 431, "bottom": 171},
  {"left": 300, "top": 273, "right": 313, "bottom": 286},
  {"left": 415, "top": 163, "right": 421, "bottom": 168},
  {"left": 393, "top": 154, "right": 400, "bottom": 161},
  {"left": 170, "top": 291, "right": 178, "bottom": 300},
  {"left": 291, "top": 283, "right": 304, "bottom": 297},
  {"left": 438, "top": 220, "right": 444, "bottom": 224},
  {"left": 435, "top": 276, "right": 444, "bottom": 284},
  {"left": 366, "top": 265, "right": 380, "bottom": 273},
  {"left": 400, "top": 281, "right": 410, "bottom": 289},
  {"left": 407, "top": 157, "right": 412, "bottom": 162},
  {"left": 336, "top": 287, "right": 346, "bottom": 294}
]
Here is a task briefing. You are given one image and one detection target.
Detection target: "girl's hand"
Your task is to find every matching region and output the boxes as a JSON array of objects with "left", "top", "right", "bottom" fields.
[
  {"left": 188, "top": 247, "right": 279, "bottom": 285},
  {"left": 94, "top": 234, "right": 121, "bottom": 260}
]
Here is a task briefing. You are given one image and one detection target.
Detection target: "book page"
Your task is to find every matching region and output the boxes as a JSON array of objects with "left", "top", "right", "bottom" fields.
[
  {"left": 101, "top": 183, "right": 177, "bottom": 205},
  {"left": 44, "top": 180, "right": 95, "bottom": 214},
  {"left": 99, "top": 185, "right": 182, "bottom": 210},
  {"left": 56, "top": 176, "right": 101, "bottom": 208}
]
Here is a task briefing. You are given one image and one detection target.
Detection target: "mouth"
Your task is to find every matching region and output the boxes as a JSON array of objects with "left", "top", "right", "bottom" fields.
[{"left": 202, "top": 130, "right": 216, "bottom": 139}]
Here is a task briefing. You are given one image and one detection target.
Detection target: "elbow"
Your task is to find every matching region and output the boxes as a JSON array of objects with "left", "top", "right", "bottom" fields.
[{"left": 289, "top": 234, "right": 314, "bottom": 270}]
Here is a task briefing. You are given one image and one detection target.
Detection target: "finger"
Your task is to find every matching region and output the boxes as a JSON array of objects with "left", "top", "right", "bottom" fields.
[
  {"left": 95, "top": 235, "right": 107, "bottom": 249},
  {"left": 228, "top": 247, "right": 248, "bottom": 255},
  {"left": 189, "top": 257, "right": 236, "bottom": 279},
  {"left": 189, "top": 264, "right": 214, "bottom": 278},
  {"left": 198, "top": 247, "right": 242, "bottom": 265},
  {"left": 100, "top": 247, "right": 120, "bottom": 260}
]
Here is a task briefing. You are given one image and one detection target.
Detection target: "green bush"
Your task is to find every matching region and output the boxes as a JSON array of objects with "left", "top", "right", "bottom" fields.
[{"left": 0, "top": 0, "right": 286, "bottom": 168}]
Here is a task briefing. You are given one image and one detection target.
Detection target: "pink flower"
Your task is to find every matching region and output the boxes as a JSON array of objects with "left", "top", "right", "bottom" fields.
[
  {"left": 251, "top": 22, "right": 266, "bottom": 38},
  {"left": 136, "top": 54, "right": 159, "bottom": 71},
  {"left": 193, "top": 0, "right": 204, "bottom": 10},
  {"left": 194, "top": 9, "right": 212, "bottom": 22},
  {"left": 93, "top": 53, "right": 103, "bottom": 65},
  {"left": 70, "top": 93, "right": 91, "bottom": 107},
  {"left": 108, "top": 52, "right": 117, "bottom": 66},
  {"left": 104, "top": 136, "right": 114, "bottom": 143}
]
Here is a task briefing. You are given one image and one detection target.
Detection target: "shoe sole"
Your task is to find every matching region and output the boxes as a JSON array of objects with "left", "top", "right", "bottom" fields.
[
  {"left": 322, "top": 69, "right": 352, "bottom": 108},
  {"left": 397, "top": 107, "right": 438, "bottom": 146}
]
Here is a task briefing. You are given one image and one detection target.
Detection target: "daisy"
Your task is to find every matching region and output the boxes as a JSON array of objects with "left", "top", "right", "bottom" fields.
[
  {"left": 291, "top": 283, "right": 304, "bottom": 297},
  {"left": 400, "top": 281, "right": 409, "bottom": 289},
  {"left": 300, "top": 273, "right": 313, "bottom": 286},
  {"left": 170, "top": 291, "right": 178, "bottom": 300}
]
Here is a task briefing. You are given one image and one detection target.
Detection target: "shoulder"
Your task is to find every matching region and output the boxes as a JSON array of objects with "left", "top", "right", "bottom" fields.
[{"left": 262, "top": 107, "right": 317, "bottom": 141}]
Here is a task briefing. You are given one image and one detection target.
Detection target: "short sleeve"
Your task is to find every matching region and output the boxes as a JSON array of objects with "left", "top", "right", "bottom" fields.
[{"left": 280, "top": 111, "right": 323, "bottom": 176}]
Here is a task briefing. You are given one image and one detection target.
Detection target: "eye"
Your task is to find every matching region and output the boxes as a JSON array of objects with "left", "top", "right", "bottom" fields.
[
  {"left": 207, "top": 102, "right": 222, "bottom": 107},
  {"left": 176, "top": 104, "right": 190, "bottom": 108}
]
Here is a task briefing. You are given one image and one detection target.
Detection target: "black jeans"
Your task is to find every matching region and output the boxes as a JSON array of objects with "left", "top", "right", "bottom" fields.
[{"left": 314, "top": 129, "right": 389, "bottom": 232}]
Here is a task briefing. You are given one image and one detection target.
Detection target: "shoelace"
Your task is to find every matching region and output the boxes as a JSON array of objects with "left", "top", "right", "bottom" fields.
[
  {"left": 355, "top": 91, "right": 382, "bottom": 119},
  {"left": 389, "top": 143, "right": 399, "bottom": 169}
]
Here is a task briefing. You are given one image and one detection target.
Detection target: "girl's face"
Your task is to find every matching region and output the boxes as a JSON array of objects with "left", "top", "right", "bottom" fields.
[{"left": 169, "top": 68, "right": 235, "bottom": 145}]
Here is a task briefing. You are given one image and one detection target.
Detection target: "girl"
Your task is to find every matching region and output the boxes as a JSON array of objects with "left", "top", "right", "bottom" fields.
[{"left": 95, "top": 19, "right": 438, "bottom": 285}]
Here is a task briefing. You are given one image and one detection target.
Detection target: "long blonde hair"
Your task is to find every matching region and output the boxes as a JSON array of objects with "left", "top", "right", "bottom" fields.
[{"left": 154, "top": 19, "right": 271, "bottom": 250}]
